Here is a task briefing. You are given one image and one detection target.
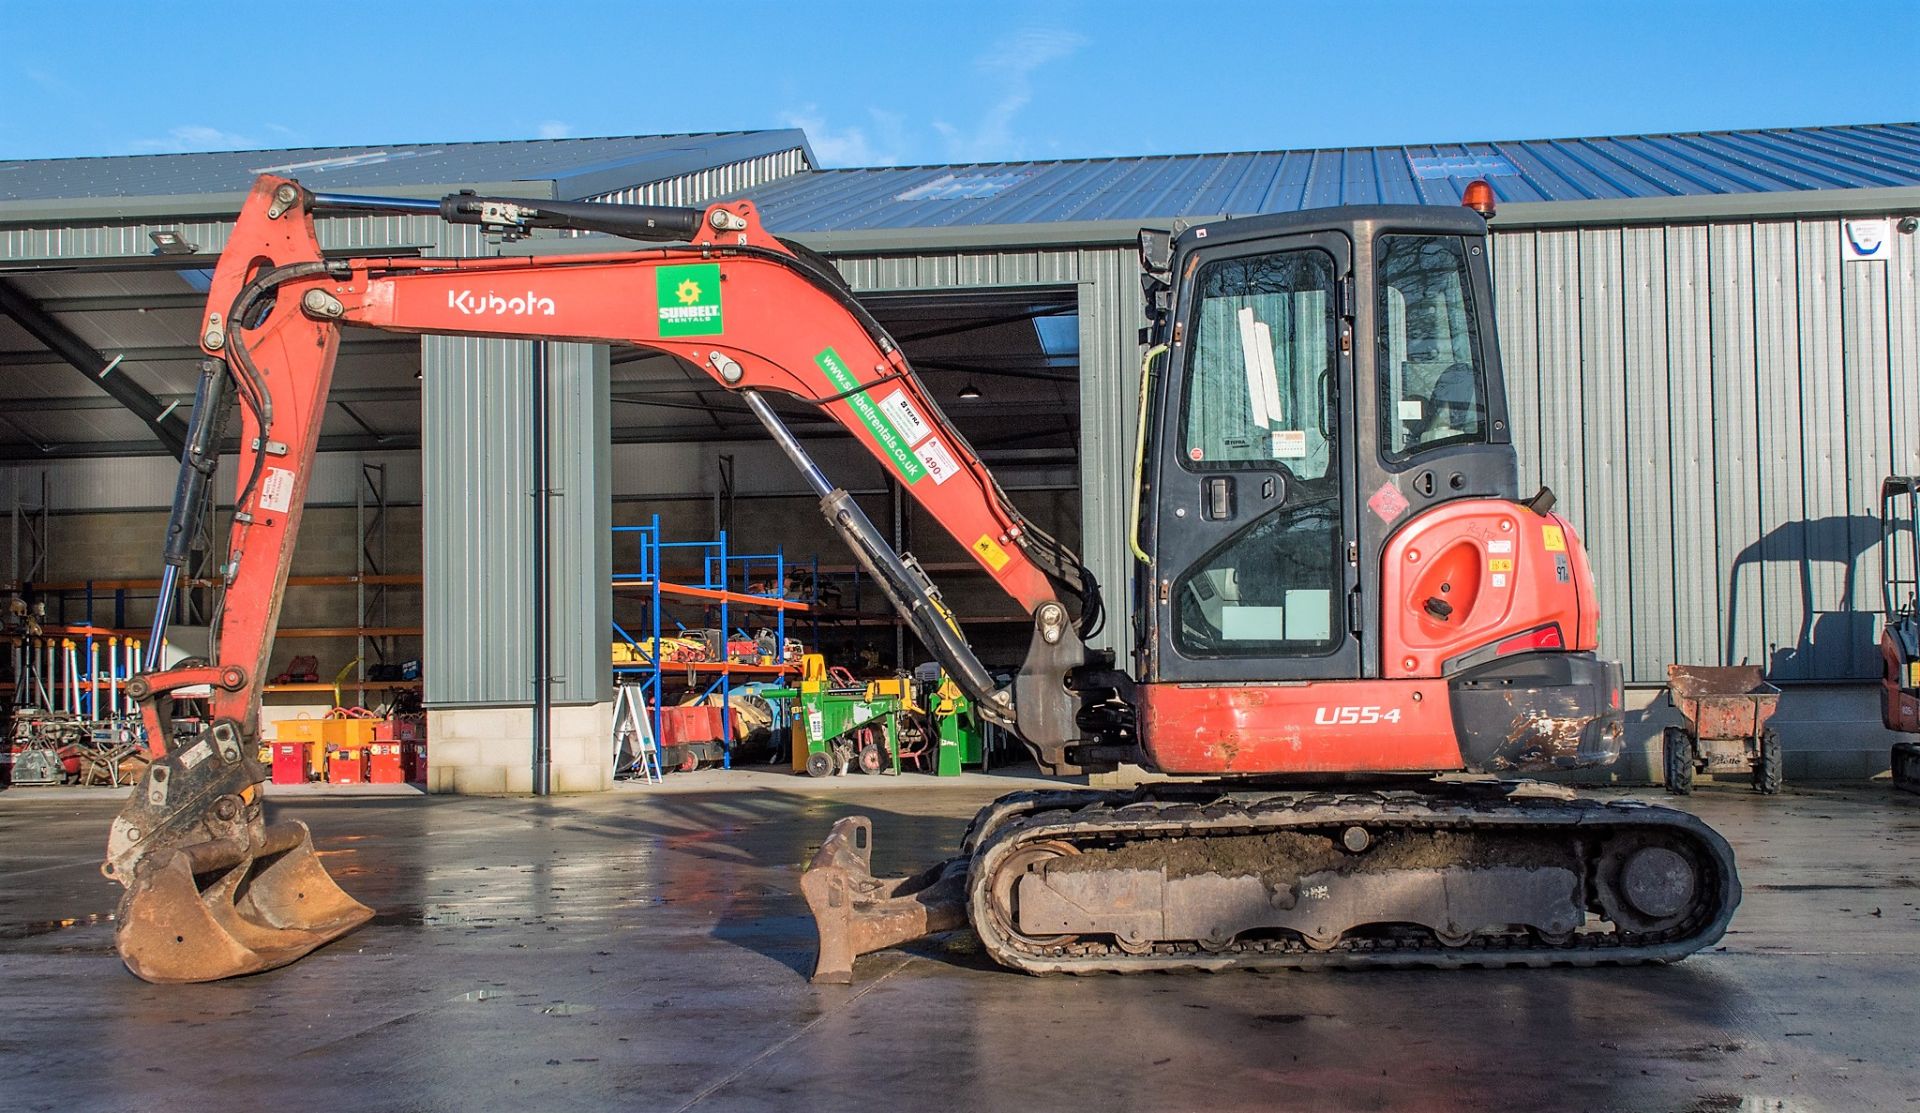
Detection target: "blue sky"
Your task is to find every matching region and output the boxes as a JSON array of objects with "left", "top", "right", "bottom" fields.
[{"left": 3, "top": 0, "right": 1915, "bottom": 165}]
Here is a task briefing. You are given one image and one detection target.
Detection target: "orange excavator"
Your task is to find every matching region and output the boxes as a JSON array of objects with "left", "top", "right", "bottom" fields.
[{"left": 106, "top": 175, "right": 1739, "bottom": 983}]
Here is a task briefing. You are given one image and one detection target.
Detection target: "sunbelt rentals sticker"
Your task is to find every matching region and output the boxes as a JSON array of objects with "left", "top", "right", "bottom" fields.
[{"left": 656, "top": 263, "right": 723, "bottom": 336}]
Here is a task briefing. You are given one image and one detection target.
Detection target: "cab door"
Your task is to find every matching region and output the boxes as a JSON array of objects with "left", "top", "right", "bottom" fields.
[{"left": 1147, "top": 232, "right": 1359, "bottom": 684}]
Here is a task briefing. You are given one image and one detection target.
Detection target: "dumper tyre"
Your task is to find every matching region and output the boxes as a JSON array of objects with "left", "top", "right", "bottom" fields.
[
  {"left": 1663, "top": 726, "right": 1695, "bottom": 795},
  {"left": 805, "top": 751, "right": 833, "bottom": 779},
  {"left": 1752, "top": 728, "right": 1783, "bottom": 795}
]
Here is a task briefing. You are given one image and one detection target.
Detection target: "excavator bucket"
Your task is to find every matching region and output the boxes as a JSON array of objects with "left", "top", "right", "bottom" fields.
[
  {"left": 114, "top": 819, "right": 373, "bottom": 983},
  {"left": 103, "top": 730, "right": 372, "bottom": 984},
  {"left": 800, "top": 816, "right": 968, "bottom": 983}
]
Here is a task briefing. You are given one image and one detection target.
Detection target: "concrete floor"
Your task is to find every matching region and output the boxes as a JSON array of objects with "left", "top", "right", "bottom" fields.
[{"left": 3, "top": 770, "right": 1918, "bottom": 1113}]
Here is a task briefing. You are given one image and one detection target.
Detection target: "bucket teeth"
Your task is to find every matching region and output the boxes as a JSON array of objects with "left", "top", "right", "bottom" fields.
[
  {"left": 801, "top": 816, "right": 968, "bottom": 984},
  {"left": 114, "top": 820, "right": 373, "bottom": 984}
]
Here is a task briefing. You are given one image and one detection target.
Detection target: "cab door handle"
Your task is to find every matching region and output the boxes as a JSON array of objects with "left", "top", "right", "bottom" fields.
[{"left": 1204, "top": 477, "right": 1235, "bottom": 520}]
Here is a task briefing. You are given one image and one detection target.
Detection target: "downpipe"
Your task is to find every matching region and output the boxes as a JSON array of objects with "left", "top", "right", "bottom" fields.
[{"left": 531, "top": 344, "right": 552, "bottom": 796}]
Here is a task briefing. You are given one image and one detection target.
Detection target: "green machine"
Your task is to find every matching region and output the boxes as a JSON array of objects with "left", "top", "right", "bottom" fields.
[
  {"left": 929, "top": 684, "right": 986, "bottom": 776},
  {"left": 771, "top": 668, "right": 987, "bottom": 778}
]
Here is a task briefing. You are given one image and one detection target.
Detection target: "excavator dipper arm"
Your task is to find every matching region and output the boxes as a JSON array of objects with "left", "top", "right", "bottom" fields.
[{"left": 106, "top": 176, "right": 1096, "bottom": 982}]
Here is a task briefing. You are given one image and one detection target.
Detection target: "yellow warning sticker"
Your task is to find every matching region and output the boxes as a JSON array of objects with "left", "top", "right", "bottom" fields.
[
  {"left": 1489, "top": 558, "right": 1514, "bottom": 573},
  {"left": 1541, "top": 525, "right": 1567, "bottom": 552},
  {"left": 973, "top": 535, "right": 1011, "bottom": 571}
]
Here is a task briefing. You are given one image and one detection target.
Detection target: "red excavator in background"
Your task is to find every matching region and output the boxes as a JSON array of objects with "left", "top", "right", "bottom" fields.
[
  {"left": 106, "top": 175, "right": 1738, "bottom": 984},
  {"left": 1878, "top": 476, "right": 1920, "bottom": 790}
]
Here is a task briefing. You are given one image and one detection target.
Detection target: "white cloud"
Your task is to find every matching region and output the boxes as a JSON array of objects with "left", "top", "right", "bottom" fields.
[
  {"left": 779, "top": 105, "right": 902, "bottom": 168},
  {"left": 936, "top": 28, "right": 1086, "bottom": 163},
  {"left": 131, "top": 125, "right": 258, "bottom": 153},
  {"left": 537, "top": 120, "right": 573, "bottom": 140}
]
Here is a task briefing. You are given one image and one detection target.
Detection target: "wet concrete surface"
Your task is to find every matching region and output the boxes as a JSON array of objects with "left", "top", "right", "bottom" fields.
[{"left": 3, "top": 770, "right": 1918, "bottom": 1112}]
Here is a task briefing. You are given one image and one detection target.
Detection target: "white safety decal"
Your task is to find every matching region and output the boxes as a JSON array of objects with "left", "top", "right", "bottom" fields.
[
  {"left": 259, "top": 467, "right": 296, "bottom": 514},
  {"left": 878, "top": 389, "right": 933, "bottom": 447}
]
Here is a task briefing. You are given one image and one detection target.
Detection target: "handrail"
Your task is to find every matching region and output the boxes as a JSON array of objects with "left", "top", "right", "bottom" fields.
[{"left": 1129, "top": 344, "right": 1168, "bottom": 564}]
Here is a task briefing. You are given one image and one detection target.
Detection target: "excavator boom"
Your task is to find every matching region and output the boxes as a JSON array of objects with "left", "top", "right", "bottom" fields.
[{"left": 108, "top": 176, "right": 1095, "bottom": 982}]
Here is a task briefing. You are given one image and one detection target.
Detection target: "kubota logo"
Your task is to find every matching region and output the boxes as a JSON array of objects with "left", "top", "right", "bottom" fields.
[{"left": 447, "top": 289, "right": 557, "bottom": 316}]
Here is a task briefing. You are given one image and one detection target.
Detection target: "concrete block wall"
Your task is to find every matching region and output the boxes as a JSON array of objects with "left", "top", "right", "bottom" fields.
[{"left": 425, "top": 703, "right": 614, "bottom": 795}]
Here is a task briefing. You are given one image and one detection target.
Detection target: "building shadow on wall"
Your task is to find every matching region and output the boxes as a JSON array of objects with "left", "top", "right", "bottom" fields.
[{"left": 1723, "top": 514, "right": 1895, "bottom": 680}]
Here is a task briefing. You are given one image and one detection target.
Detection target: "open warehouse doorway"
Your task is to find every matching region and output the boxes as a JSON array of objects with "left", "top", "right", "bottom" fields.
[
  {"left": 0, "top": 256, "right": 430, "bottom": 788},
  {"left": 601, "top": 283, "right": 1084, "bottom": 772}
]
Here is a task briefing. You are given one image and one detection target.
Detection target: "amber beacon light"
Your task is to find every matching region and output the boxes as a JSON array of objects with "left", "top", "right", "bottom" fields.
[{"left": 1461, "top": 178, "right": 1497, "bottom": 217}]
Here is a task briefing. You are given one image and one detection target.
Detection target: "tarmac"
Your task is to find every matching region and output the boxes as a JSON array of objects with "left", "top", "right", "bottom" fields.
[{"left": 3, "top": 768, "right": 1917, "bottom": 1112}]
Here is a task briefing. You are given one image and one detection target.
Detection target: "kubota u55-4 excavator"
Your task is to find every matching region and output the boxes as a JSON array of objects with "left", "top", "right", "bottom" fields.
[{"left": 106, "top": 175, "right": 1739, "bottom": 984}]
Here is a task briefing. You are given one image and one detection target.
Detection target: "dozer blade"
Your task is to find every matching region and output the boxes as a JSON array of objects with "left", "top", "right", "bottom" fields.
[
  {"left": 801, "top": 816, "right": 967, "bottom": 984},
  {"left": 115, "top": 819, "right": 374, "bottom": 983}
]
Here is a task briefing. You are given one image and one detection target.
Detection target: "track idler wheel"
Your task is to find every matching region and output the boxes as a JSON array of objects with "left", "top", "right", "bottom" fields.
[
  {"left": 800, "top": 816, "right": 966, "bottom": 984},
  {"left": 113, "top": 819, "right": 373, "bottom": 983}
]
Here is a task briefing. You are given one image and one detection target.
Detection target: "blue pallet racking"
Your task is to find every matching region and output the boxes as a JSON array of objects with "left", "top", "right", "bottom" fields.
[{"left": 611, "top": 515, "right": 811, "bottom": 770}]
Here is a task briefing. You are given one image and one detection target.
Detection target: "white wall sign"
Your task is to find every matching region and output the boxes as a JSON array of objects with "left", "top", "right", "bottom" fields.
[{"left": 1843, "top": 219, "right": 1891, "bottom": 262}]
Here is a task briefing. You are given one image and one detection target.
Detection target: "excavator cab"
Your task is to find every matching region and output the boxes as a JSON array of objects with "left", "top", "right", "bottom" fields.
[{"left": 1129, "top": 204, "right": 1621, "bottom": 778}]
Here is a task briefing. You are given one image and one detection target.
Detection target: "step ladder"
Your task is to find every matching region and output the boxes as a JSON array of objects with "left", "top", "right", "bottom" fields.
[{"left": 613, "top": 683, "right": 662, "bottom": 784}]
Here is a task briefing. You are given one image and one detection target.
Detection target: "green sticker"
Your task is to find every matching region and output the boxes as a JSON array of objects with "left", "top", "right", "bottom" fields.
[
  {"left": 656, "top": 263, "right": 723, "bottom": 336},
  {"left": 815, "top": 347, "right": 925, "bottom": 483}
]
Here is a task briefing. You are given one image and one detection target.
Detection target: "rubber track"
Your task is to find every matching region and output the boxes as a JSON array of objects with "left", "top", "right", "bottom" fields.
[{"left": 964, "top": 786, "right": 1741, "bottom": 975}]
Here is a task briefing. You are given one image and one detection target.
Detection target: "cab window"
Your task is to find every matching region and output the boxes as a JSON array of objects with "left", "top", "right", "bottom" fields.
[
  {"left": 1377, "top": 235, "right": 1488, "bottom": 459},
  {"left": 1181, "top": 248, "right": 1336, "bottom": 481}
]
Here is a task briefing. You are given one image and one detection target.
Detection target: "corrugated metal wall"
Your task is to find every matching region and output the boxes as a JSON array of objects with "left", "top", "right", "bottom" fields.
[
  {"left": 1491, "top": 218, "right": 1920, "bottom": 683},
  {"left": 0, "top": 212, "right": 446, "bottom": 263},
  {"left": 422, "top": 336, "right": 609, "bottom": 706},
  {"left": 418, "top": 158, "right": 800, "bottom": 708}
]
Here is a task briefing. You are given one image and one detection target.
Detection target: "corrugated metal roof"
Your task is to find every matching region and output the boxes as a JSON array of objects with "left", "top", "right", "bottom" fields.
[
  {"left": 741, "top": 123, "right": 1920, "bottom": 231},
  {"left": 0, "top": 130, "right": 812, "bottom": 202}
]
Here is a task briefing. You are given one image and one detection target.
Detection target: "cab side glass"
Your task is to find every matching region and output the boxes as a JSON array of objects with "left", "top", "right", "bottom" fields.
[{"left": 1377, "top": 235, "right": 1489, "bottom": 461}]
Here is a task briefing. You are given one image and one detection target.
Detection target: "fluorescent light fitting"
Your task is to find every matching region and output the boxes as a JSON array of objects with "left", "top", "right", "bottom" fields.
[
  {"left": 957, "top": 381, "right": 982, "bottom": 400},
  {"left": 149, "top": 229, "right": 198, "bottom": 255}
]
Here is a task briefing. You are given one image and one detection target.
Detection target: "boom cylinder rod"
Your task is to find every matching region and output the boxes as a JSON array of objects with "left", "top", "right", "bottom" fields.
[
  {"left": 309, "top": 192, "right": 444, "bottom": 215},
  {"left": 313, "top": 189, "right": 706, "bottom": 240},
  {"left": 739, "top": 390, "right": 1009, "bottom": 718},
  {"left": 741, "top": 390, "right": 834, "bottom": 498}
]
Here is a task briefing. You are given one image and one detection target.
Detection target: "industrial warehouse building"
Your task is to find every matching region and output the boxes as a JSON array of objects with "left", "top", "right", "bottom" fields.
[{"left": 4, "top": 122, "right": 1919, "bottom": 790}]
